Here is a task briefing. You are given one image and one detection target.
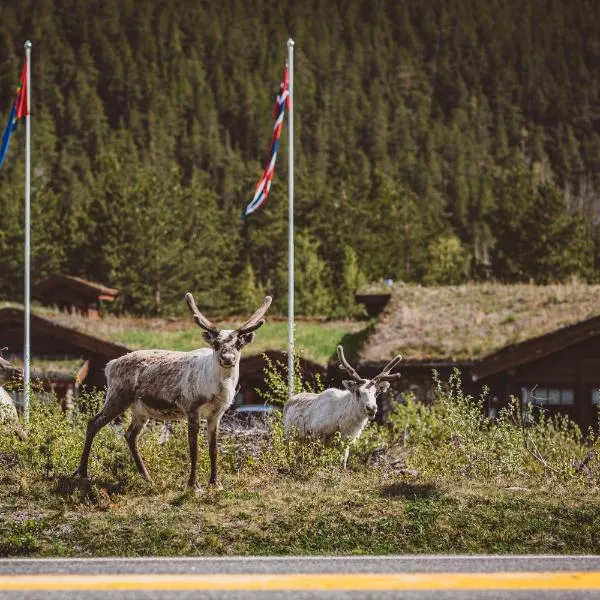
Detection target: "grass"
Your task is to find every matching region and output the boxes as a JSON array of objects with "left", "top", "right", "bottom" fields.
[
  {"left": 58, "top": 316, "right": 368, "bottom": 366},
  {"left": 2, "top": 474, "right": 599, "bottom": 557},
  {"left": 361, "top": 281, "right": 600, "bottom": 362},
  {"left": 1, "top": 301, "right": 369, "bottom": 366},
  {"left": 0, "top": 370, "right": 599, "bottom": 557},
  {"left": 109, "top": 320, "right": 368, "bottom": 365}
]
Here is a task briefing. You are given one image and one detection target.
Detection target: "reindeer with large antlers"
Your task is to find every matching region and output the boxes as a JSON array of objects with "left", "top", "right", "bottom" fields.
[
  {"left": 73, "top": 293, "right": 272, "bottom": 490},
  {"left": 283, "top": 346, "right": 402, "bottom": 468}
]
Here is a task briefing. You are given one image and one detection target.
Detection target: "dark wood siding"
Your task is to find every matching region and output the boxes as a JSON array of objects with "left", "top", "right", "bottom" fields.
[{"left": 482, "top": 335, "right": 600, "bottom": 431}]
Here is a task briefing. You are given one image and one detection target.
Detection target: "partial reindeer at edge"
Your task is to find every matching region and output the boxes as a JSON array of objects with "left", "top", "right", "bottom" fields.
[
  {"left": 73, "top": 293, "right": 272, "bottom": 491},
  {"left": 284, "top": 345, "right": 402, "bottom": 468},
  {"left": 0, "top": 351, "right": 27, "bottom": 441}
]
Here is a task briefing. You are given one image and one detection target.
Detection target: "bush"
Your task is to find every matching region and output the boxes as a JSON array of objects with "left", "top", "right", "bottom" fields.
[
  {"left": 0, "top": 367, "right": 597, "bottom": 504},
  {"left": 423, "top": 235, "right": 472, "bottom": 285},
  {"left": 382, "top": 370, "right": 598, "bottom": 485}
]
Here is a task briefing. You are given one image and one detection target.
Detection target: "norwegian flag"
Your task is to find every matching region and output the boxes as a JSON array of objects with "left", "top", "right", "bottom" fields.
[
  {"left": 0, "top": 61, "right": 29, "bottom": 169},
  {"left": 243, "top": 64, "right": 290, "bottom": 218}
]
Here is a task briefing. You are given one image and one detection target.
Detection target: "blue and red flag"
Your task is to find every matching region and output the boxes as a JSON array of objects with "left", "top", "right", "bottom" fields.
[
  {"left": 243, "top": 64, "right": 290, "bottom": 218},
  {"left": 0, "top": 61, "right": 29, "bottom": 169}
]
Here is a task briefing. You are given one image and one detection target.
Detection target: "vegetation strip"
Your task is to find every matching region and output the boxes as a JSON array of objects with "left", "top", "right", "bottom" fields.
[
  {"left": 0, "top": 572, "right": 599, "bottom": 591},
  {"left": 1, "top": 372, "right": 599, "bottom": 557}
]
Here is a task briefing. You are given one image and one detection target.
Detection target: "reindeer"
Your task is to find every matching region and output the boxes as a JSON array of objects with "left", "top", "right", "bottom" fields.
[
  {"left": 73, "top": 293, "right": 272, "bottom": 490},
  {"left": 283, "top": 345, "right": 402, "bottom": 468},
  {"left": 0, "top": 352, "right": 27, "bottom": 441}
]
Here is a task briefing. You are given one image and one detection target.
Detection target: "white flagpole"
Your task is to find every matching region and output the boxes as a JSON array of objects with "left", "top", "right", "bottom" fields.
[
  {"left": 287, "top": 38, "right": 295, "bottom": 399},
  {"left": 23, "top": 40, "right": 31, "bottom": 422}
]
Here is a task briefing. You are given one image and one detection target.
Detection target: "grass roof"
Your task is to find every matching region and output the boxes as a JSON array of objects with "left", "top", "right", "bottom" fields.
[
  {"left": 360, "top": 282, "right": 600, "bottom": 364},
  {"left": 0, "top": 303, "right": 368, "bottom": 367}
]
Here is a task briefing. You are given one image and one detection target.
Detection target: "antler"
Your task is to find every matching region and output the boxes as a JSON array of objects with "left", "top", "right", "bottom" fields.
[
  {"left": 185, "top": 293, "right": 218, "bottom": 332},
  {"left": 236, "top": 296, "right": 273, "bottom": 335},
  {"left": 336, "top": 345, "right": 364, "bottom": 382},
  {"left": 368, "top": 354, "right": 403, "bottom": 387}
]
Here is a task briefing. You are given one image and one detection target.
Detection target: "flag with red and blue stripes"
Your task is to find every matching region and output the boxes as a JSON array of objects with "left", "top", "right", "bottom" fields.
[
  {"left": 0, "top": 61, "right": 28, "bottom": 169},
  {"left": 243, "top": 64, "right": 289, "bottom": 218}
]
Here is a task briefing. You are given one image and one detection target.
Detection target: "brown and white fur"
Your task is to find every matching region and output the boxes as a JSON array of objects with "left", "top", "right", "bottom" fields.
[
  {"left": 73, "top": 293, "right": 272, "bottom": 490},
  {"left": 0, "top": 353, "right": 27, "bottom": 441},
  {"left": 284, "top": 346, "right": 401, "bottom": 468}
]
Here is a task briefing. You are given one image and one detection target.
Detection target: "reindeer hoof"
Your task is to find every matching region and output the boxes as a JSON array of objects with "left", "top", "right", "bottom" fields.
[
  {"left": 72, "top": 469, "right": 88, "bottom": 480},
  {"left": 187, "top": 482, "right": 204, "bottom": 496},
  {"left": 209, "top": 480, "right": 223, "bottom": 490}
]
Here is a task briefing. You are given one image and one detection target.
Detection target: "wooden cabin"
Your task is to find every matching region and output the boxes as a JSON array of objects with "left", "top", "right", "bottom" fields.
[
  {"left": 471, "top": 316, "right": 600, "bottom": 429},
  {"left": 356, "top": 283, "right": 600, "bottom": 431},
  {"left": 34, "top": 275, "right": 119, "bottom": 318},
  {"left": 0, "top": 307, "right": 129, "bottom": 411}
]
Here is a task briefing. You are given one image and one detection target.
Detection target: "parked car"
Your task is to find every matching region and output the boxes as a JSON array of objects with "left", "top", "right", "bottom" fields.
[{"left": 231, "top": 403, "right": 279, "bottom": 427}]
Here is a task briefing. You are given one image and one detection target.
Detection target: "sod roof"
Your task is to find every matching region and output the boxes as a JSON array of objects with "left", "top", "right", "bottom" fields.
[
  {"left": 360, "top": 282, "right": 600, "bottom": 364},
  {"left": 0, "top": 303, "right": 365, "bottom": 367}
]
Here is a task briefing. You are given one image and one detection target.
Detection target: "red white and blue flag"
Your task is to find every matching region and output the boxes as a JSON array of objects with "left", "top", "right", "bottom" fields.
[
  {"left": 0, "top": 61, "right": 28, "bottom": 169},
  {"left": 243, "top": 64, "right": 290, "bottom": 218}
]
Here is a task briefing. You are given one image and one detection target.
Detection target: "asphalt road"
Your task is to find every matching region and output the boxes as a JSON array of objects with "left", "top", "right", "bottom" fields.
[{"left": 0, "top": 555, "right": 599, "bottom": 600}]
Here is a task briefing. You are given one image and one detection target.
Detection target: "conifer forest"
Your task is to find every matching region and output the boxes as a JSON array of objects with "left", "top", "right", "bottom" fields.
[{"left": 0, "top": 0, "right": 599, "bottom": 315}]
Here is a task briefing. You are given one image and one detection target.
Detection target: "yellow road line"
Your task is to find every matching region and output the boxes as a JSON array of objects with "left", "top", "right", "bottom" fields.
[{"left": 0, "top": 572, "right": 599, "bottom": 591}]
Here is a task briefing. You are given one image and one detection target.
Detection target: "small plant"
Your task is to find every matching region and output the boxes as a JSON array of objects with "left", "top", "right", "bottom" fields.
[{"left": 258, "top": 352, "right": 324, "bottom": 406}]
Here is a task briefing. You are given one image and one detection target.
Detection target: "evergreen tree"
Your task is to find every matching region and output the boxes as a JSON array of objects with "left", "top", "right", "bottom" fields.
[{"left": 0, "top": 0, "right": 598, "bottom": 313}]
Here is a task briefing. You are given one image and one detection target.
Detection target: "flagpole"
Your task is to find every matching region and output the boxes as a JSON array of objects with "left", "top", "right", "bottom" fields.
[
  {"left": 23, "top": 40, "right": 31, "bottom": 423},
  {"left": 287, "top": 38, "right": 295, "bottom": 399}
]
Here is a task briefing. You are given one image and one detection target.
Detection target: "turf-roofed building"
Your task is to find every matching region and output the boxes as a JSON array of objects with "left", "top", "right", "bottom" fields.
[
  {"left": 0, "top": 307, "right": 130, "bottom": 411},
  {"left": 357, "top": 283, "right": 600, "bottom": 431}
]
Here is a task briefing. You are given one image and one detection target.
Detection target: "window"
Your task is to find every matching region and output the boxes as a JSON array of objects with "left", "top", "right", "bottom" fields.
[
  {"left": 521, "top": 387, "right": 574, "bottom": 407},
  {"left": 593, "top": 389, "right": 600, "bottom": 406}
]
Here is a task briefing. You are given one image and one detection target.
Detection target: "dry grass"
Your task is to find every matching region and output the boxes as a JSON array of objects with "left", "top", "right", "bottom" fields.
[{"left": 361, "top": 282, "right": 600, "bottom": 363}]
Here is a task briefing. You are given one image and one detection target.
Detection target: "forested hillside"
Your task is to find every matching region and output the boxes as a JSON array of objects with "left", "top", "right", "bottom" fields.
[{"left": 0, "top": 0, "right": 599, "bottom": 315}]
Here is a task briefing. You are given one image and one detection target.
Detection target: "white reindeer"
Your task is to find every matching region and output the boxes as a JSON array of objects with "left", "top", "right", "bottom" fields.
[
  {"left": 0, "top": 353, "right": 27, "bottom": 441},
  {"left": 284, "top": 346, "right": 402, "bottom": 468},
  {"left": 73, "top": 293, "right": 272, "bottom": 490}
]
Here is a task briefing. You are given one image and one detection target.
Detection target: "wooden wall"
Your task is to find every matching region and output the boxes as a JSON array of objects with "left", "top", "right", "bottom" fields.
[{"left": 482, "top": 336, "right": 600, "bottom": 431}]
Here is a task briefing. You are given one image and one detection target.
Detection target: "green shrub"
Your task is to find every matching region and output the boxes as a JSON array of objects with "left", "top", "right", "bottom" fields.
[
  {"left": 0, "top": 367, "right": 597, "bottom": 505},
  {"left": 381, "top": 370, "right": 598, "bottom": 485},
  {"left": 423, "top": 235, "right": 472, "bottom": 285}
]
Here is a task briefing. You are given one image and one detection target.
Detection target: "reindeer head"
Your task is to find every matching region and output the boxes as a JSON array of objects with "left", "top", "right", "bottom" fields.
[
  {"left": 185, "top": 293, "right": 272, "bottom": 369},
  {"left": 0, "top": 350, "right": 22, "bottom": 387},
  {"left": 337, "top": 345, "right": 402, "bottom": 419}
]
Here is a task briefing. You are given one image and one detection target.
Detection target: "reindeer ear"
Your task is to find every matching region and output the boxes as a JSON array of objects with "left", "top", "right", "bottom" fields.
[
  {"left": 376, "top": 381, "right": 390, "bottom": 395},
  {"left": 342, "top": 380, "right": 359, "bottom": 391},
  {"left": 236, "top": 332, "right": 255, "bottom": 348},
  {"left": 202, "top": 331, "right": 220, "bottom": 346}
]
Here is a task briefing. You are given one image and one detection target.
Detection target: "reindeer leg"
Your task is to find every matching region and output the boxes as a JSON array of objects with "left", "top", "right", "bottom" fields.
[
  {"left": 207, "top": 414, "right": 223, "bottom": 488},
  {"left": 125, "top": 411, "right": 151, "bottom": 481},
  {"left": 186, "top": 414, "right": 201, "bottom": 491},
  {"left": 73, "top": 393, "right": 130, "bottom": 479},
  {"left": 342, "top": 445, "right": 350, "bottom": 469}
]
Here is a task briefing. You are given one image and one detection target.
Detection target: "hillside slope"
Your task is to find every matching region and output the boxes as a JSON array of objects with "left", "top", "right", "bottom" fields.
[{"left": 0, "top": 0, "right": 598, "bottom": 314}]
